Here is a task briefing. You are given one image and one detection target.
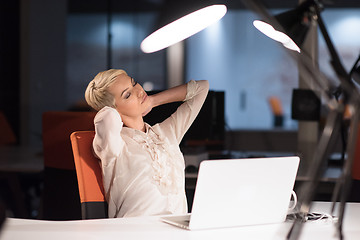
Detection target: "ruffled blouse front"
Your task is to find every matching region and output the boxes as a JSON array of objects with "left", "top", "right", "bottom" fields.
[{"left": 93, "top": 80, "right": 209, "bottom": 218}]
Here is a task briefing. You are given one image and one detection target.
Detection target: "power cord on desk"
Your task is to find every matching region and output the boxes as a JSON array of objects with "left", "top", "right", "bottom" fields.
[
  {"left": 286, "top": 191, "right": 338, "bottom": 223},
  {"left": 287, "top": 211, "right": 338, "bottom": 223}
]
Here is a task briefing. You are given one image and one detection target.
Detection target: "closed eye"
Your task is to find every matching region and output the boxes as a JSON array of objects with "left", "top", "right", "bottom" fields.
[
  {"left": 123, "top": 78, "right": 137, "bottom": 99},
  {"left": 124, "top": 92, "right": 131, "bottom": 99}
]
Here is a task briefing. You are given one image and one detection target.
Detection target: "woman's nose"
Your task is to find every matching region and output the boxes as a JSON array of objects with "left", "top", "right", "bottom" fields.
[{"left": 137, "top": 88, "right": 143, "bottom": 98}]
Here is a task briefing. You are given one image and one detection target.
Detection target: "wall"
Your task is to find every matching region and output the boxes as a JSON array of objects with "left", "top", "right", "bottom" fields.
[{"left": 20, "top": 0, "right": 67, "bottom": 146}]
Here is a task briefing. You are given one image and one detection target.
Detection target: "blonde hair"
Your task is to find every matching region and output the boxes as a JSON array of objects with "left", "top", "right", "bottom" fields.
[{"left": 85, "top": 69, "right": 128, "bottom": 111}]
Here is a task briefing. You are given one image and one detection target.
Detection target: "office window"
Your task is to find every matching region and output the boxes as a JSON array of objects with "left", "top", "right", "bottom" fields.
[
  {"left": 186, "top": 9, "right": 360, "bottom": 130},
  {"left": 318, "top": 9, "right": 360, "bottom": 86},
  {"left": 66, "top": 9, "right": 360, "bottom": 129},
  {"left": 66, "top": 12, "right": 165, "bottom": 109}
]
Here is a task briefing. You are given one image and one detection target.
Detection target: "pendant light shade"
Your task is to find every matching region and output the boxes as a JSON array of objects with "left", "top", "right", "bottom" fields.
[
  {"left": 253, "top": 0, "right": 313, "bottom": 53},
  {"left": 141, "top": 0, "right": 227, "bottom": 53}
]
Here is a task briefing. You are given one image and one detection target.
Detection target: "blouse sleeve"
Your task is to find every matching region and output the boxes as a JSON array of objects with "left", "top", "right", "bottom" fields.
[
  {"left": 161, "top": 80, "right": 209, "bottom": 144},
  {"left": 93, "top": 106, "right": 124, "bottom": 168}
]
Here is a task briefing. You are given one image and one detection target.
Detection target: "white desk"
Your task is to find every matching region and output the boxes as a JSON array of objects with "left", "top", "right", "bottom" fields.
[{"left": 1, "top": 202, "right": 359, "bottom": 240}]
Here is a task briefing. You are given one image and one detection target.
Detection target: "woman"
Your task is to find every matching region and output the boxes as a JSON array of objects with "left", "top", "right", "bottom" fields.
[{"left": 85, "top": 69, "right": 209, "bottom": 218}]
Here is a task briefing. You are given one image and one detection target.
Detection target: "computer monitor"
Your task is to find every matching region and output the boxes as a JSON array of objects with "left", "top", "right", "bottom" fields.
[{"left": 143, "top": 90, "right": 225, "bottom": 148}]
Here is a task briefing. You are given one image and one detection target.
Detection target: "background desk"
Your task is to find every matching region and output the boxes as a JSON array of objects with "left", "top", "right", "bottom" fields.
[
  {"left": 0, "top": 146, "right": 43, "bottom": 173},
  {"left": 0, "top": 146, "right": 43, "bottom": 218},
  {"left": 1, "top": 202, "right": 360, "bottom": 240}
]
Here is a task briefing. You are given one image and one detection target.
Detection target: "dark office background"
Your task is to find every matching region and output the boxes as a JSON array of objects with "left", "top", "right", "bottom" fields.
[
  {"left": 1, "top": 0, "right": 359, "bottom": 147},
  {"left": 0, "top": 0, "right": 360, "bottom": 220},
  {"left": 0, "top": 1, "right": 20, "bottom": 141}
]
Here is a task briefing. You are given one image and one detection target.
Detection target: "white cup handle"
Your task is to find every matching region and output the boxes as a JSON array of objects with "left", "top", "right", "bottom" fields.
[{"left": 288, "top": 190, "right": 297, "bottom": 211}]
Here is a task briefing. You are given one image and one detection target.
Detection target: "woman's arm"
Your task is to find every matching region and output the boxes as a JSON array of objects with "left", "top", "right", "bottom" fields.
[
  {"left": 93, "top": 106, "right": 125, "bottom": 201},
  {"left": 159, "top": 80, "right": 209, "bottom": 143},
  {"left": 151, "top": 84, "right": 188, "bottom": 107},
  {"left": 142, "top": 84, "right": 188, "bottom": 116},
  {"left": 93, "top": 106, "right": 124, "bottom": 165}
]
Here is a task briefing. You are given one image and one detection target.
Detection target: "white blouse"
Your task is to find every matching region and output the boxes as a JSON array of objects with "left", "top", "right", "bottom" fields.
[{"left": 93, "top": 80, "right": 209, "bottom": 218}]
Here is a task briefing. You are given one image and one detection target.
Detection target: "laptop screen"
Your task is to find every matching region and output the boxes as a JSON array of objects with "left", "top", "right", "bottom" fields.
[{"left": 188, "top": 156, "right": 300, "bottom": 229}]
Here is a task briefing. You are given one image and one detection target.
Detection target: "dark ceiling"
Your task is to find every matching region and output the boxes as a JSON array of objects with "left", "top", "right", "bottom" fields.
[{"left": 68, "top": 0, "right": 360, "bottom": 13}]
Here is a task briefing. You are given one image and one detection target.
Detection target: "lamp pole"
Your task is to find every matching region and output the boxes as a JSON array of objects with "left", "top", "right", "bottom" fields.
[
  {"left": 296, "top": 0, "right": 319, "bottom": 176},
  {"left": 106, "top": 0, "right": 112, "bottom": 69},
  {"left": 166, "top": 41, "right": 185, "bottom": 88}
]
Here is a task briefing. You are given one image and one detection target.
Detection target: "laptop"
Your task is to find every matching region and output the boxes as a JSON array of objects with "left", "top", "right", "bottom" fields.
[{"left": 161, "top": 156, "right": 300, "bottom": 230}]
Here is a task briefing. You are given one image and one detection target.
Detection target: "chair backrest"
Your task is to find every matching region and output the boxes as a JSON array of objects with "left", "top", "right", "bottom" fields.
[
  {"left": 268, "top": 97, "right": 284, "bottom": 127},
  {"left": 268, "top": 96, "right": 283, "bottom": 116},
  {"left": 70, "top": 130, "right": 108, "bottom": 219},
  {"left": 42, "top": 111, "right": 96, "bottom": 170},
  {"left": 352, "top": 123, "right": 360, "bottom": 181},
  {"left": 42, "top": 111, "right": 96, "bottom": 220},
  {"left": 0, "top": 111, "right": 16, "bottom": 145}
]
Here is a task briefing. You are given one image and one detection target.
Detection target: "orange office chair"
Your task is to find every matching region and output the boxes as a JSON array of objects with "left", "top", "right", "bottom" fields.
[
  {"left": 42, "top": 111, "right": 96, "bottom": 220},
  {"left": 70, "top": 131, "right": 108, "bottom": 219},
  {"left": 0, "top": 111, "right": 16, "bottom": 145},
  {"left": 268, "top": 96, "right": 284, "bottom": 127},
  {"left": 349, "top": 123, "right": 360, "bottom": 202}
]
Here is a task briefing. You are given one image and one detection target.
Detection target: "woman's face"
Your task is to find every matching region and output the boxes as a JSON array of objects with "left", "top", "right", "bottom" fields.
[{"left": 108, "top": 74, "right": 149, "bottom": 120}]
